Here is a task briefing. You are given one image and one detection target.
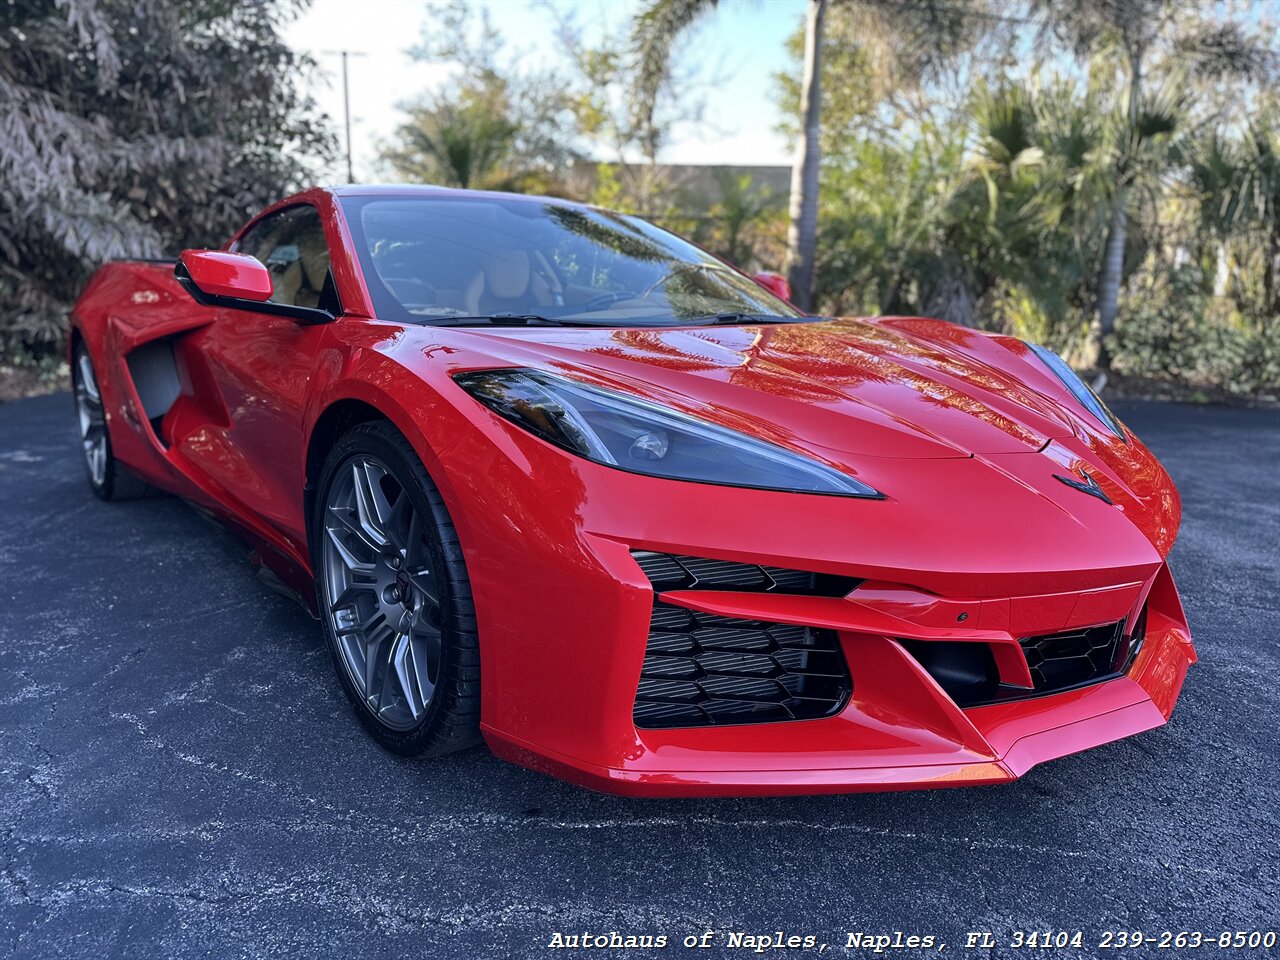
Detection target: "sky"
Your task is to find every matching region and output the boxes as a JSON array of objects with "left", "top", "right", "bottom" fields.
[{"left": 284, "top": 0, "right": 807, "bottom": 183}]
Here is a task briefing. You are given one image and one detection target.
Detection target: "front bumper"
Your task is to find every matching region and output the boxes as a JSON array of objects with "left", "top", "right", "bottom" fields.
[
  {"left": 480, "top": 544, "right": 1194, "bottom": 798},
  {"left": 441, "top": 412, "right": 1194, "bottom": 797},
  {"left": 489, "top": 633, "right": 1191, "bottom": 797}
]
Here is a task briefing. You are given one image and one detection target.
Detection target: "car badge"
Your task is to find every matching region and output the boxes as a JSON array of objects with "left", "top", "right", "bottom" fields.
[{"left": 1053, "top": 469, "right": 1112, "bottom": 504}]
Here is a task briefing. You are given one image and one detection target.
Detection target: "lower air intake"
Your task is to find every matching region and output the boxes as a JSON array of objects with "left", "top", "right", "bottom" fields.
[
  {"left": 630, "top": 551, "right": 854, "bottom": 728},
  {"left": 1022, "top": 620, "right": 1128, "bottom": 693},
  {"left": 905, "top": 617, "right": 1139, "bottom": 709}
]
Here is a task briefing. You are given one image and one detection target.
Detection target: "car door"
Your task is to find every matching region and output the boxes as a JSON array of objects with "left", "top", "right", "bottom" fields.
[{"left": 192, "top": 204, "right": 341, "bottom": 548}]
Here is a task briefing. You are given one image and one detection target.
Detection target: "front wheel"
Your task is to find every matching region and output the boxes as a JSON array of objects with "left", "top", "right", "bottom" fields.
[{"left": 313, "top": 422, "right": 482, "bottom": 757}]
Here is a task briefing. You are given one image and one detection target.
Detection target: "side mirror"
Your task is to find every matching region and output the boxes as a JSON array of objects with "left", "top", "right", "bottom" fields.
[
  {"left": 178, "top": 250, "right": 273, "bottom": 302},
  {"left": 753, "top": 271, "right": 792, "bottom": 304},
  {"left": 175, "top": 249, "right": 335, "bottom": 324}
]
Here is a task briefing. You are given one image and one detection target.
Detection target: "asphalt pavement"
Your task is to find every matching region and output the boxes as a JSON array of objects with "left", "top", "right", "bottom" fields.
[{"left": 1, "top": 392, "right": 1278, "bottom": 959}]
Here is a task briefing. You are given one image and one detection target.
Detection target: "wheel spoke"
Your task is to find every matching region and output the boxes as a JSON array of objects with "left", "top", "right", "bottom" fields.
[
  {"left": 328, "top": 578, "right": 376, "bottom": 613},
  {"left": 405, "top": 568, "right": 439, "bottom": 611},
  {"left": 360, "top": 607, "right": 391, "bottom": 636},
  {"left": 78, "top": 354, "right": 100, "bottom": 402},
  {"left": 324, "top": 522, "right": 377, "bottom": 620},
  {"left": 385, "top": 488, "right": 413, "bottom": 554},
  {"left": 84, "top": 443, "right": 101, "bottom": 485},
  {"left": 391, "top": 633, "right": 421, "bottom": 719},
  {"left": 324, "top": 538, "right": 376, "bottom": 613},
  {"left": 352, "top": 460, "right": 392, "bottom": 547},
  {"left": 376, "top": 637, "right": 395, "bottom": 715},
  {"left": 76, "top": 396, "right": 101, "bottom": 437},
  {"left": 363, "top": 619, "right": 393, "bottom": 701},
  {"left": 326, "top": 504, "right": 381, "bottom": 559}
]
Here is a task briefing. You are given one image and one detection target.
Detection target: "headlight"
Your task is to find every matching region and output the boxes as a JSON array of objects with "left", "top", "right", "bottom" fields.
[
  {"left": 454, "top": 369, "right": 883, "bottom": 498},
  {"left": 1026, "top": 343, "right": 1127, "bottom": 442}
]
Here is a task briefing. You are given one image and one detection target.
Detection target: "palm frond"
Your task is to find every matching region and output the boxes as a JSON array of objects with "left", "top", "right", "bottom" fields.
[{"left": 629, "top": 0, "right": 719, "bottom": 147}]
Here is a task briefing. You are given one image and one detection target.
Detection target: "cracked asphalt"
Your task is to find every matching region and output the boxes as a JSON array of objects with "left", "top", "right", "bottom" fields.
[{"left": 1, "top": 391, "right": 1277, "bottom": 959}]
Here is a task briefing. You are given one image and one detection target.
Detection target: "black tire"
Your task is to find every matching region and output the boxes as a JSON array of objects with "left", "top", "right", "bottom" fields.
[
  {"left": 72, "top": 343, "right": 160, "bottom": 501},
  {"left": 312, "top": 421, "right": 482, "bottom": 757}
]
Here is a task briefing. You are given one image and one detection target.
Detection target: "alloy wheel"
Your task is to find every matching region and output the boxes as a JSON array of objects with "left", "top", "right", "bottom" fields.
[
  {"left": 74, "top": 352, "right": 107, "bottom": 487},
  {"left": 321, "top": 456, "right": 443, "bottom": 731}
]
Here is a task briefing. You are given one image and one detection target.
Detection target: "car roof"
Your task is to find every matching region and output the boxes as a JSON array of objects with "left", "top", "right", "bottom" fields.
[{"left": 321, "top": 183, "right": 593, "bottom": 210}]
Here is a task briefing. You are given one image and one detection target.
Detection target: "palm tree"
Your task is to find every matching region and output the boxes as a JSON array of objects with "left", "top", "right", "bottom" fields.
[
  {"left": 1029, "top": 0, "right": 1274, "bottom": 371},
  {"left": 786, "top": 0, "right": 828, "bottom": 313},
  {"left": 631, "top": 0, "right": 986, "bottom": 312},
  {"left": 384, "top": 96, "right": 520, "bottom": 190},
  {"left": 707, "top": 168, "right": 781, "bottom": 268},
  {"left": 1185, "top": 105, "right": 1280, "bottom": 320},
  {"left": 1242, "top": 111, "right": 1280, "bottom": 319},
  {"left": 1183, "top": 130, "right": 1245, "bottom": 297}
]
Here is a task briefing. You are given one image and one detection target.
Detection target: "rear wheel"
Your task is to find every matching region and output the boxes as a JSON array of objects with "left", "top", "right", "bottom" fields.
[
  {"left": 313, "top": 422, "right": 481, "bottom": 757},
  {"left": 72, "top": 344, "right": 157, "bottom": 501}
]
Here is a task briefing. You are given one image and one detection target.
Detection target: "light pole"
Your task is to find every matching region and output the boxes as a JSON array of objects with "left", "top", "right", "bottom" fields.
[{"left": 322, "top": 49, "right": 367, "bottom": 183}]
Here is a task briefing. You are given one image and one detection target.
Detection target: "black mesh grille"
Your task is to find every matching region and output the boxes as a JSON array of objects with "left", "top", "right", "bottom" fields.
[
  {"left": 904, "top": 614, "right": 1144, "bottom": 708},
  {"left": 630, "top": 551, "right": 854, "bottom": 728},
  {"left": 633, "top": 604, "right": 851, "bottom": 727},
  {"left": 631, "top": 551, "right": 860, "bottom": 597},
  {"left": 1022, "top": 620, "right": 1126, "bottom": 692}
]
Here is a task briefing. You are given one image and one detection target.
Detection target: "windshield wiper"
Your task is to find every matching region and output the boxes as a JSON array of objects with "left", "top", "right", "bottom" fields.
[
  {"left": 414, "top": 313, "right": 564, "bottom": 327},
  {"left": 413, "top": 312, "right": 824, "bottom": 329},
  {"left": 686, "top": 313, "right": 818, "bottom": 325},
  {"left": 419, "top": 313, "right": 682, "bottom": 328}
]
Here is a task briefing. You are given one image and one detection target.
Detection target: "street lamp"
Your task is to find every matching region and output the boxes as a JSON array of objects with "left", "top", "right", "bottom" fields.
[{"left": 321, "top": 49, "right": 367, "bottom": 183}]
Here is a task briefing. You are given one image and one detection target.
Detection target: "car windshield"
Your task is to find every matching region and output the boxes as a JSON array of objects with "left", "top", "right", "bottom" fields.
[{"left": 339, "top": 194, "right": 805, "bottom": 327}]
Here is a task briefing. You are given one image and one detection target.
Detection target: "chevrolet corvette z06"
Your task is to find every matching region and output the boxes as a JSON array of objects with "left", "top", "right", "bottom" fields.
[{"left": 68, "top": 185, "right": 1195, "bottom": 796}]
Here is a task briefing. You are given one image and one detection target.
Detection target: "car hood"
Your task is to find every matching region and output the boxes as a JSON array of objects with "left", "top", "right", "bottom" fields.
[
  {"left": 455, "top": 316, "right": 1080, "bottom": 461},
  {"left": 400, "top": 314, "right": 1180, "bottom": 556}
]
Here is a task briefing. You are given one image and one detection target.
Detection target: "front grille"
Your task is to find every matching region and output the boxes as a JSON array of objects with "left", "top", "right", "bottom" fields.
[
  {"left": 1022, "top": 620, "right": 1126, "bottom": 692},
  {"left": 634, "top": 604, "right": 851, "bottom": 727},
  {"left": 905, "top": 615, "right": 1143, "bottom": 708},
  {"left": 630, "top": 551, "right": 855, "bottom": 728},
  {"left": 631, "top": 551, "right": 860, "bottom": 597}
]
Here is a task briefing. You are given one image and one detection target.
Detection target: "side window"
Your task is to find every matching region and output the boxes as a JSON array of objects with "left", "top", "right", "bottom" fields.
[{"left": 233, "top": 205, "right": 340, "bottom": 313}]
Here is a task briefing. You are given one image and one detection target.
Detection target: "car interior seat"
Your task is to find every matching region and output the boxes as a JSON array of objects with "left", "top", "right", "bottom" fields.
[
  {"left": 465, "top": 248, "right": 553, "bottom": 314},
  {"left": 276, "top": 234, "right": 331, "bottom": 309}
]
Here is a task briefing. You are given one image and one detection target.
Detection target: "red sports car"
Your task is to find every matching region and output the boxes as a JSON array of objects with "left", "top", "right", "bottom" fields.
[{"left": 69, "top": 185, "right": 1195, "bottom": 796}]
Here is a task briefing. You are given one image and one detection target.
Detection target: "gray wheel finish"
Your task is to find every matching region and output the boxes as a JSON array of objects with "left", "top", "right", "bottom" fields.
[
  {"left": 74, "top": 351, "right": 107, "bottom": 487},
  {"left": 321, "top": 455, "right": 443, "bottom": 732}
]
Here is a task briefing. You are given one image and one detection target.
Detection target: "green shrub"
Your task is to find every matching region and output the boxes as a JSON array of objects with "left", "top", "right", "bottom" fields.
[{"left": 1111, "top": 269, "right": 1280, "bottom": 396}]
